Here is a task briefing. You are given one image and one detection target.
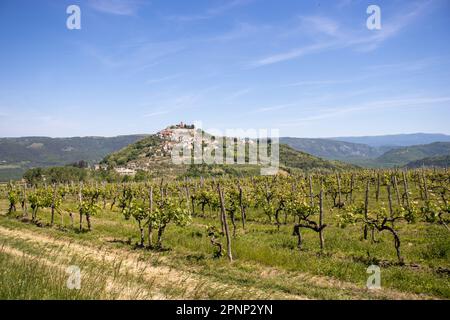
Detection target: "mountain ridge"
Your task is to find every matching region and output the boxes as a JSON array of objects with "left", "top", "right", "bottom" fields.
[
  {"left": 405, "top": 155, "right": 450, "bottom": 169},
  {"left": 330, "top": 133, "right": 450, "bottom": 147},
  {"left": 280, "top": 137, "right": 390, "bottom": 161},
  {"left": 2, "top": 130, "right": 450, "bottom": 181},
  {"left": 375, "top": 142, "right": 450, "bottom": 167},
  {"left": 0, "top": 135, "right": 148, "bottom": 181}
]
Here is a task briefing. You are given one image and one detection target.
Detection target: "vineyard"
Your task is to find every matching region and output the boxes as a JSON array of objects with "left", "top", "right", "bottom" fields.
[{"left": 0, "top": 169, "right": 449, "bottom": 299}]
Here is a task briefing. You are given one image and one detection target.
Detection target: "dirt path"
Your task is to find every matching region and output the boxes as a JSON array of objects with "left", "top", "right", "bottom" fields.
[
  {"left": 0, "top": 224, "right": 437, "bottom": 300},
  {"left": 0, "top": 244, "right": 155, "bottom": 299},
  {"left": 0, "top": 225, "right": 306, "bottom": 299}
]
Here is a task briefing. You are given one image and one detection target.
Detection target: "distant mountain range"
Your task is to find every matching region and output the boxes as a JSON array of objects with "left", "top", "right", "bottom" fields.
[
  {"left": 330, "top": 133, "right": 450, "bottom": 147},
  {"left": 0, "top": 135, "right": 147, "bottom": 181},
  {"left": 280, "top": 137, "right": 389, "bottom": 161},
  {"left": 1, "top": 131, "right": 450, "bottom": 181},
  {"left": 281, "top": 135, "right": 450, "bottom": 168},
  {"left": 375, "top": 142, "right": 450, "bottom": 167}
]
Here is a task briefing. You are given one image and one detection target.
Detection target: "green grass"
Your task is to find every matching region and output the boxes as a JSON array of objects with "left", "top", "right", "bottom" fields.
[
  {"left": 0, "top": 249, "right": 113, "bottom": 300},
  {"left": 0, "top": 187, "right": 449, "bottom": 300}
]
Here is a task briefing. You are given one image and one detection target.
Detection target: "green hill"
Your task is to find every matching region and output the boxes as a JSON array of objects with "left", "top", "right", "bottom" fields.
[
  {"left": 102, "top": 135, "right": 163, "bottom": 167},
  {"left": 102, "top": 127, "right": 357, "bottom": 177},
  {"left": 405, "top": 155, "right": 450, "bottom": 169},
  {"left": 279, "top": 144, "right": 356, "bottom": 171},
  {"left": 0, "top": 135, "right": 147, "bottom": 181},
  {"left": 375, "top": 142, "right": 450, "bottom": 167}
]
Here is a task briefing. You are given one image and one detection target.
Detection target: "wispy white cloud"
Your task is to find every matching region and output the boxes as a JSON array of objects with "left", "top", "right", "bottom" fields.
[
  {"left": 299, "top": 15, "right": 340, "bottom": 37},
  {"left": 280, "top": 95, "right": 450, "bottom": 126},
  {"left": 143, "top": 110, "right": 170, "bottom": 118},
  {"left": 251, "top": 43, "right": 328, "bottom": 67},
  {"left": 364, "top": 57, "right": 440, "bottom": 73},
  {"left": 336, "top": 0, "right": 357, "bottom": 9},
  {"left": 208, "top": 22, "right": 271, "bottom": 42},
  {"left": 251, "top": 1, "right": 433, "bottom": 67},
  {"left": 282, "top": 56, "right": 441, "bottom": 88},
  {"left": 248, "top": 88, "right": 379, "bottom": 115},
  {"left": 141, "top": 87, "right": 219, "bottom": 119},
  {"left": 88, "top": 0, "right": 145, "bottom": 16},
  {"left": 78, "top": 40, "right": 185, "bottom": 72},
  {"left": 224, "top": 88, "right": 252, "bottom": 101},
  {"left": 282, "top": 79, "right": 350, "bottom": 88},
  {"left": 167, "top": 0, "right": 254, "bottom": 22},
  {"left": 358, "top": 1, "right": 433, "bottom": 51},
  {"left": 252, "top": 103, "right": 297, "bottom": 113},
  {"left": 146, "top": 73, "right": 183, "bottom": 85}
]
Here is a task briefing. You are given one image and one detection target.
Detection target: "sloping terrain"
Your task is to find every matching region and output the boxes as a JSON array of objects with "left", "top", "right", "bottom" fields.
[
  {"left": 0, "top": 200, "right": 443, "bottom": 300},
  {"left": 375, "top": 142, "right": 450, "bottom": 167},
  {"left": 0, "top": 135, "right": 147, "bottom": 181},
  {"left": 279, "top": 144, "right": 356, "bottom": 171},
  {"left": 405, "top": 155, "right": 450, "bottom": 169},
  {"left": 280, "top": 137, "right": 385, "bottom": 161},
  {"left": 3, "top": 130, "right": 450, "bottom": 181},
  {"left": 102, "top": 126, "right": 357, "bottom": 176}
]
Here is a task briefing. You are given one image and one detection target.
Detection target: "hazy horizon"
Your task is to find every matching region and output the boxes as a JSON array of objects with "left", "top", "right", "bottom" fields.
[{"left": 1, "top": 129, "right": 449, "bottom": 140}]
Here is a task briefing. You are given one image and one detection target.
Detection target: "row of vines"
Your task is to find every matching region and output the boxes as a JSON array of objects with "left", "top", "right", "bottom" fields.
[{"left": 2, "top": 168, "right": 449, "bottom": 265}]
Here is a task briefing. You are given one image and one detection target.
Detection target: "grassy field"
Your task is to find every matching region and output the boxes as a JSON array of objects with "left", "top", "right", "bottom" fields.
[{"left": 0, "top": 182, "right": 448, "bottom": 300}]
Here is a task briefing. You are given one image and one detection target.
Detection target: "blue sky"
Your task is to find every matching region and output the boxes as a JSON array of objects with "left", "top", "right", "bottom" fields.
[{"left": 0, "top": 0, "right": 449, "bottom": 138}]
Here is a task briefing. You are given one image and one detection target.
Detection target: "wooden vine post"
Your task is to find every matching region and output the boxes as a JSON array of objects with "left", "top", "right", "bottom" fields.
[
  {"left": 22, "top": 184, "right": 28, "bottom": 218},
  {"left": 148, "top": 185, "right": 153, "bottom": 248},
  {"left": 78, "top": 182, "right": 83, "bottom": 231},
  {"left": 238, "top": 183, "right": 246, "bottom": 230},
  {"left": 364, "top": 180, "right": 370, "bottom": 240},
  {"left": 387, "top": 184, "right": 394, "bottom": 228},
  {"left": 349, "top": 174, "right": 354, "bottom": 204},
  {"left": 50, "top": 183, "right": 57, "bottom": 226},
  {"left": 337, "top": 173, "right": 342, "bottom": 207},
  {"left": 319, "top": 187, "right": 325, "bottom": 251},
  {"left": 376, "top": 173, "right": 380, "bottom": 202},
  {"left": 422, "top": 169, "right": 429, "bottom": 201},
  {"left": 308, "top": 174, "right": 314, "bottom": 207},
  {"left": 217, "top": 183, "right": 233, "bottom": 262},
  {"left": 402, "top": 171, "right": 410, "bottom": 210},
  {"left": 392, "top": 174, "right": 401, "bottom": 206}
]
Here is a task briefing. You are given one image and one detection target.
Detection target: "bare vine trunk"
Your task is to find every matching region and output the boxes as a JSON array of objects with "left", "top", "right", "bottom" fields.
[
  {"left": 86, "top": 214, "right": 92, "bottom": 231},
  {"left": 239, "top": 185, "right": 246, "bottom": 230},
  {"left": 217, "top": 184, "right": 232, "bottom": 262},
  {"left": 138, "top": 220, "right": 144, "bottom": 246}
]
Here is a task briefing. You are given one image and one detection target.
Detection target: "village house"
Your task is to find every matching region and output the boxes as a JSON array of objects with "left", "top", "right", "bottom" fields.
[{"left": 114, "top": 167, "right": 136, "bottom": 176}]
